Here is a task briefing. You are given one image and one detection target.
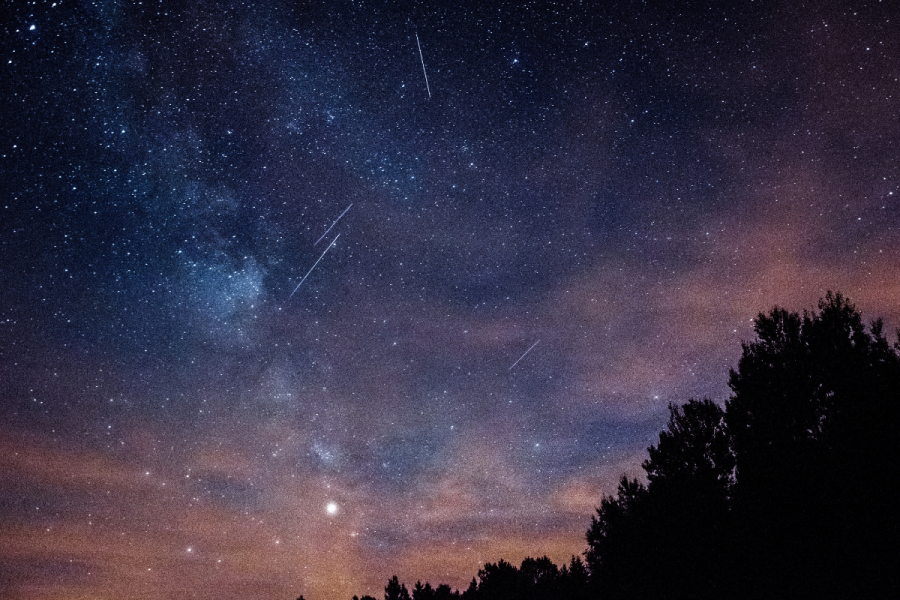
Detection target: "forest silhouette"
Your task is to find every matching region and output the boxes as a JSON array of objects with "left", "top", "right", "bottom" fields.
[{"left": 307, "top": 292, "right": 900, "bottom": 600}]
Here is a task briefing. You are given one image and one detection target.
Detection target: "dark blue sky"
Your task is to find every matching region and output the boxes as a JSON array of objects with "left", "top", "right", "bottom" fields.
[{"left": 1, "top": 1, "right": 898, "bottom": 598}]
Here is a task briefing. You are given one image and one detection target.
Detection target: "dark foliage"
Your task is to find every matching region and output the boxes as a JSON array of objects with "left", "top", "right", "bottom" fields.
[
  {"left": 725, "top": 292, "right": 900, "bottom": 598},
  {"left": 333, "top": 293, "right": 898, "bottom": 600},
  {"left": 586, "top": 399, "right": 735, "bottom": 600},
  {"left": 587, "top": 292, "right": 900, "bottom": 599},
  {"left": 411, "top": 581, "right": 457, "bottom": 600},
  {"left": 351, "top": 555, "right": 591, "bottom": 600},
  {"left": 385, "top": 576, "right": 411, "bottom": 600}
]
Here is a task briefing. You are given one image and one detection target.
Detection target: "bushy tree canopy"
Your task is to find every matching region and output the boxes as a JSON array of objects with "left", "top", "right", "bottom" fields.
[{"left": 587, "top": 292, "right": 900, "bottom": 599}]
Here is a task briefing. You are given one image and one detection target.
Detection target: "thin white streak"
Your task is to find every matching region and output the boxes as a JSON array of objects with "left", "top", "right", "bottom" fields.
[
  {"left": 290, "top": 234, "right": 340, "bottom": 297},
  {"left": 508, "top": 340, "right": 540, "bottom": 371},
  {"left": 416, "top": 33, "right": 431, "bottom": 99},
  {"left": 314, "top": 203, "right": 353, "bottom": 246}
]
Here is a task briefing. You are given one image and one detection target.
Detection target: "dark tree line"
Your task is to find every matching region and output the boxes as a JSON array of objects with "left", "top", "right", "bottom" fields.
[
  {"left": 321, "top": 292, "right": 899, "bottom": 600},
  {"left": 348, "top": 556, "right": 592, "bottom": 600}
]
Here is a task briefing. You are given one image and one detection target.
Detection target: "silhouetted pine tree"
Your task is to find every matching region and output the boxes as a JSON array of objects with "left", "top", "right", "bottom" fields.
[
  {"left": 385, "top": 576, "right": 411, "bottom": 600},
  {"left": 556, "top": 556, "right": 590, "bottom": 600}
]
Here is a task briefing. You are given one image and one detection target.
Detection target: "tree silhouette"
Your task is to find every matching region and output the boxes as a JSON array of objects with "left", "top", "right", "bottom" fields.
[
  {"left": 726, "top": 292, "right": 900, "bottom": 598},
  {"left": 555, "top": 556, "right": 590, "bottom": 600},
  {"left": 344, "top": 293, "right": 898, "bottom": 600},
  {"left": 587, "top": 293, "right": 900, "bottom": 599},
  {"left": 432, "top": 583, "right": 456, "bottom": 600},
  {"left": 385, "top": 576, "right": 411, "bottom": 600},
  {"left": 641, "top": 399, "right": 736, "bottom": 599},
  {"left": 411, "top": 581, "right": 432, "bottom": 600},
  {"left": 644, "top": 399, "right": 733, "bottom": 495},
  {"left": 584, "top": 475, "right": 650, "bottom": 599},
  {"left": 460, "top": 577, "right": 477, "bottom": 600},
  {"left": 473, "top": 559, "right": 520, "bottom": 600},
  {"left": 518, "top": 556, "right": 558, "bottom": 600},
  {"left": 365, "top": 555, "right": 591, "bottom": 600}
]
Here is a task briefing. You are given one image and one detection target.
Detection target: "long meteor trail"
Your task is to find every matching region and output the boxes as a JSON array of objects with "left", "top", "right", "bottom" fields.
[
  {"left": 508, "top": 340, "right": 540, "bottom": 371},
  {"left": 290, "top": 233, "right": 340, "bottom": 297},
  {"left": 416, "top": 33, "right": 431, "bottom": 99},
  {"left": 314, "top": 203, "right": 352, "bottom": 246}
]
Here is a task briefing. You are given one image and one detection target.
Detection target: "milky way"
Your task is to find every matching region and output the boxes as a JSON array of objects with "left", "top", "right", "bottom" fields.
[{"left": 1, "top": 1, "right": 898, "bottom": 599}]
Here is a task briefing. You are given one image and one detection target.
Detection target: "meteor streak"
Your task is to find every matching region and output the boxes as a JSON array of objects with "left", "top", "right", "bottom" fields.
[
  {"left": 508, "top": 340, "right": 540, "bottom": 371},
  {"left": 416, "top": 33, "right": 431, "bottom": 99},
  {"left": 315, "top": 203, "right": 353, "bottom": 246},
  {"left": 290, "top": 234, "right": 340, "bottom": 297}
]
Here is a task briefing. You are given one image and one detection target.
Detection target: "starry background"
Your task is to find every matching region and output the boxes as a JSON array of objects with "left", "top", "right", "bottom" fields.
[{"left": 1, "top": 1, "right": 898, "bottom": 599}]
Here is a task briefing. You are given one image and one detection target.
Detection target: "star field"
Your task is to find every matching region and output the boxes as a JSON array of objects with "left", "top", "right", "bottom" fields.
[{"left": 1, "top": 1, "right": 899, "bottom": 599}]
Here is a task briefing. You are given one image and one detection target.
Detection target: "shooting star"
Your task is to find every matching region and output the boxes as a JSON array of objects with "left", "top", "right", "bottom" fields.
[
  {"left": 290, "top": 233, "right": 340, "bottom": 297},
  {"left": 314, "top": 203, "right": 352, "bottom": 246},
  {"left": 416, "top": 33, "right": 431, "bottom": 99},
  {"left": 508, "top": 340, "right": 540, "bottom": 371}
]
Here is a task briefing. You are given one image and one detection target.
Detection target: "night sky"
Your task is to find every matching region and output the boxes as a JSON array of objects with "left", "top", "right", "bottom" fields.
[{"left": 1, "top": 1, "right": 898, "bottom": 599}]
